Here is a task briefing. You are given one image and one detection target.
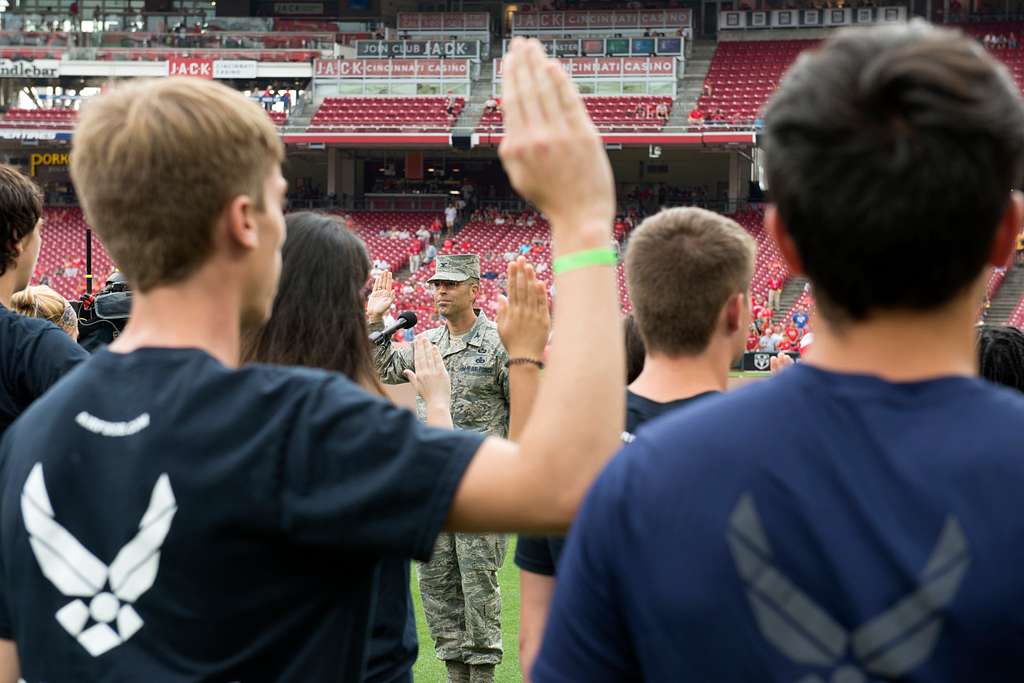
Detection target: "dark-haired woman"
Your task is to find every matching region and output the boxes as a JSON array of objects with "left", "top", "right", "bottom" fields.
[{"left": 242, "top": 212, "right": 430, "bottom": 683}]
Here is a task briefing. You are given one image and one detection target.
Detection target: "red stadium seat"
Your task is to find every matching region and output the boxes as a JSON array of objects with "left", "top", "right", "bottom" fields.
[
  {"left": 307, "top": 97, "right": 465, "bottom": 134},
  {"left": 477, "top": 96, "right": 672, "bottom": 134}
]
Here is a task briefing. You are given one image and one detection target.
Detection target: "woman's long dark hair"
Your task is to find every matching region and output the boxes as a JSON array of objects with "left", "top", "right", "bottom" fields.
[{"left": 242, "top": 211, "right": 386, "bottom": 396}]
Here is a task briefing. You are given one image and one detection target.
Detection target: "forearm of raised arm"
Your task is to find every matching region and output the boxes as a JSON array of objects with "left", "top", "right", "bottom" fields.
[
  {"left": 517, "top": 224, "right": 625, "bottom": 521},
  {"left": 425, "top": 403, "right": 453, "bottom": 429},
  {"left": 507, "top": 364, "right": 541, "bottom": 443}
]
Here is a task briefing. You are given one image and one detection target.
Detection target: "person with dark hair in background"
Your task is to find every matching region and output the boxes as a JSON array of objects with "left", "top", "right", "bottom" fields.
[
  {"left": 517, "top": 207, "right": 755, "bottom": 680},
  {"left": 0, "top": 164, "right": 87, "bottom": 435},
  {"left": 240, "top": 211, "right": 421, "bottom": 682},
  {"left": 977, "top": 324, "right": 1024, "bottom": 393},
  {"left": 536, "top": 22, "right": 1024, "bottom": 681}
]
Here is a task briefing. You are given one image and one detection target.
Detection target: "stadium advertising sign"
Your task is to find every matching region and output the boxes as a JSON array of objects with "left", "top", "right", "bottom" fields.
[
  {"left": 495, "top": 56, "right": 675, "bottom": 79},
  {"left": 314, "top": 58, "right": 470, "bottom": 79},
  {"left": 212, "top": 60, "right": 259, "bottom": 79},
  {"left": 743, "top": 352, "right": 798, "bottom": 371},
  {"left": 0, "top": 130, "right": 61, "bottom": 141},
  {"left": 355, "top": 40, "right": 480, "bottom": 59},
  {"left": 528, "top": 36, "right": 683, "bottom": 57},
  {"left": 513, "top": 9, "right": 691, "bottom": 31},
  {"left": 274, "top": 2, "right": 325, "bottom": 15},
  {"left": 0, "top": 59, "right": 59, "bottom": 78},
  {"left": 396, "top": 12, "right": 489, "bottom": 31},
  {"left": 167, "top": 57, "right": 214, "bottom": 79},
  {"left": 29, "top": 151, "right": 68, "bottom": 177}
]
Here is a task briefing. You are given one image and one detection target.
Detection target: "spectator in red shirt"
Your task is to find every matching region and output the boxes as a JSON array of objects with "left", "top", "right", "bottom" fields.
[
  {"left": 409, "top": 241, "right": 422, "bottom": 273},
  {"left": 785, "top": 324, "right": 800, "bottom": 345},
  {"left": 746, "top": 328, "right": 760, "bottom": 352},
  {"left": 767, "top": 263, "right": 784, "bottom": 312},
  {"left": 751, "top": 295, "right": 764, "bottom": 323},
  {"left": 688, "top": 108, "right": 706, "bottom": 126}
]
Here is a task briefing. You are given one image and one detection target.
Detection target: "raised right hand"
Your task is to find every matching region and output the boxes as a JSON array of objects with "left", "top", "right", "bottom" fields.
[
  {"left": 498, "top": 38, "right": 614, "bottom": 246},
  {"left": 366, "top": 271, "right": 396, "bottom": 321},
  {"left": 497, "top": 257, "right": 550, "bottom": 359}
]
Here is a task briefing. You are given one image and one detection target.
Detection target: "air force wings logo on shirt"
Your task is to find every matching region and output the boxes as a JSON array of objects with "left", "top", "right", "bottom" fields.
[
  {"left": 727, "top": 494, "right": 970, "bottom": 683},
  {"left": 21, "top": 463, "right": 177, "bottom": 657}
]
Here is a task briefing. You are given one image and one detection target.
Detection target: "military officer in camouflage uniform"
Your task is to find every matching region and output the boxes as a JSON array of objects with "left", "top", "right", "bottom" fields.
[{"left": 367, "top": 254, "right": 509, "bottom": 683}]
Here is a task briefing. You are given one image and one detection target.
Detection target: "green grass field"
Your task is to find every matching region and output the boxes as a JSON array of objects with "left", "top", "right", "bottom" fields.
[{"left": 410, "top": 536, "right": 523, "bottom": 682}]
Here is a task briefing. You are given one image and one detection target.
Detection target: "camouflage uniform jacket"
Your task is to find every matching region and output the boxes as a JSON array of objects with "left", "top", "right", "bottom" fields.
[{"left": 371, "top": 312, "right": 510, "bottom": 438}]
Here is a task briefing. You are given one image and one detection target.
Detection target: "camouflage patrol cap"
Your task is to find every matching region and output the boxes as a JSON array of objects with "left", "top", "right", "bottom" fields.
[{"left": 428, "top": 253, "right": 481, "bottom": 283}]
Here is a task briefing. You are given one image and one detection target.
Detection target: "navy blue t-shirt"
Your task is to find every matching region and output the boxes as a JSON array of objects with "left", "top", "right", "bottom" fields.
[
  {"left": 0, "top": 306, "right": 88, "bottom": 435},
  {"left": 515, "top": 390, "right": 715, "bottom": 576},
  {"left": 536, "top": 365, "right": 1024, "bottom": 682},
  {"left": 0, "top": 347, "right": 484, "bottom": 682}
]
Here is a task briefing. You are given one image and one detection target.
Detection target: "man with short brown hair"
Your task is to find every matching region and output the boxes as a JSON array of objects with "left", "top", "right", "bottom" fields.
[
  {"left": 516, "top": 207, "right": 756, "bottom": 679},
  {"left": 69, "top": 76, "right": 284, "bottom": 298}
]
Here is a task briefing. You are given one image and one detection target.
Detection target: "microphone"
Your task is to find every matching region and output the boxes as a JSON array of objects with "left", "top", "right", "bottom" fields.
[{"left": 370, "top": 311, "right": 418, "bottom": 344}]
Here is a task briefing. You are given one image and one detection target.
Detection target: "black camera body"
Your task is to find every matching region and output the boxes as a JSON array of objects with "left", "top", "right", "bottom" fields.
[{"left": 76, "top": 274, "right": 131, "bottom": 353}]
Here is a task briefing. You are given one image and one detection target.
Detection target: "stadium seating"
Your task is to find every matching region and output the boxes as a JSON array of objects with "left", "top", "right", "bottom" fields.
[
  {"left": 346, "top": 206, "right": 792, "bottom": 330},
  {"left": 0, "top": 108, "right": 77, "bottom": 129},
  {"left": 478, "top": 96, "right": 672, "bottom": 133},
  {"left": 343, "top": 211, "right": 436, "bottom": 275},
  {"left": 0, "top": 107, "right": 286, "bottom": 129},
  {"left": 967, "top": 24, "right": 1024, "bottom": 92},
  {"left": 1009, "top": 297, "right": 1024, "bottom": 328},
  {"left": 341, "top": 210, "right": 631, "bottom": 328},
  {"left": 32, "top": 208, "right": 115, "bottom": 300},
  {"left": 697, "top": 31, "right": 1024, "bottom": 126},
  {"left": 730, "top": 207, "right": 789, "bottom": 301},
  {"left": 309, "top": 97, "right": 464, "bottom": 133},
  {"left": 698, "top": 40, "right": 817, "bottom": 124}
]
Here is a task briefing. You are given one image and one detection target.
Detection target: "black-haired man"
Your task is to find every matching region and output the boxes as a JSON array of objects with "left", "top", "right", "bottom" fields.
[{"left": 536, "top": 21, "right": 1024, "bottom": 681}]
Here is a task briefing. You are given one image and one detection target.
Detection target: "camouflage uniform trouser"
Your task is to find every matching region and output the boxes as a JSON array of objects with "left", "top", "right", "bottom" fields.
[{"left": 417, "top": 532, "right": 508, "bottom": 666}]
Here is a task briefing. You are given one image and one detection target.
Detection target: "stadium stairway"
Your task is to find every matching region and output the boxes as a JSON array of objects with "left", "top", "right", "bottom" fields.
[
  {"left": 777, "top": 275, "right": 809, "bottom": 314},
  {"left": 452, "top": 60, "right": 494, "bottom": 136},
  {"left": 984, "top": 265, "right": 1024, "bottom": 324},
  {"left": 283, "top": 96, "right": 314, "bottom": 130},
  {"left": 669, "top": 39, "right": 717, "bottom": 127}
]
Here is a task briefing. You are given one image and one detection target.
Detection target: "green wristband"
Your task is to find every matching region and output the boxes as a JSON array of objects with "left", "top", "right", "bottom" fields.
[{"left": 552, "top": 247, "right": 618, "bottom": 275}]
